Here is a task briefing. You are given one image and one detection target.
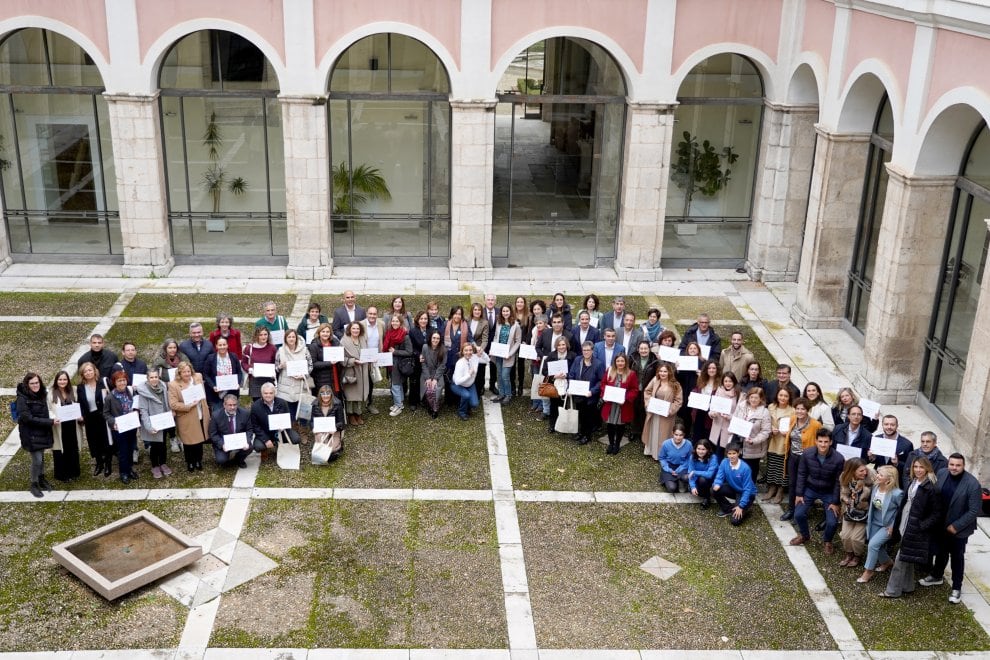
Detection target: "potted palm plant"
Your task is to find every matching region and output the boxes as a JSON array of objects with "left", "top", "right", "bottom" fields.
[
  {"left": 201, "top": 112, "right": 248, "bottom": 231},
  {"left": 331, "top": 162, "right": 391, "bottom": 232}
]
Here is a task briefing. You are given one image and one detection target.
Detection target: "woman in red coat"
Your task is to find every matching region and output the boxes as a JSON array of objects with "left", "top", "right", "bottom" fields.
[{"left": 600, "top": 353, "right": 639, "bottom": 455}]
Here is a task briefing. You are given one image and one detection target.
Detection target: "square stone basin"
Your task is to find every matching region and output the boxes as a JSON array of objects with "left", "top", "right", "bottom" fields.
[{"left": 52, "top": 510, "right": 203, "bottom": 600}]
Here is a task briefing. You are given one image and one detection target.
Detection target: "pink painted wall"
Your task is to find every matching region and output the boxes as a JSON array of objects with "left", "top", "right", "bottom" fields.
[
  {"left": 314, "top": 0, "right": 461, "bottom": 69},
  {"left": 926, "top": 29, "right": 990, "bottom": 115},
  {"left": 136, "top": 0, "right": 285, "bottom": 64},
  {"left": 491, "top": 0, "right": 647, "bottom": 72},
  {"left": 842, "top": 10, "right": 913, "bottom": 99},
  {"left": 801, "top": 0, "right": 834, "bottom": 62},
  {"left": 671, "top": 0, "right": 781, "bottom": 73},
  {"left": 0, "top": 0, "right": 108, "bottom": 62}
]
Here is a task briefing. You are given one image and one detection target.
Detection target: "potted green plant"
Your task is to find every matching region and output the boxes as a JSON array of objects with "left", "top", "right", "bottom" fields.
[
  {"left": 201, "top": 112, "right": 248, "bottom": 231},
  {"left": 331, "top": 162, "right": 391, "bottom": 232},
  {"left": 671, "top": 130, "right": 739, "bottom": 219}
]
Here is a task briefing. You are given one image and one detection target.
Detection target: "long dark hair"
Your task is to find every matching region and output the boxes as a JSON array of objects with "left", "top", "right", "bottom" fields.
[{"left": 51, "top": 370, "right": 75, "bottom": 403}]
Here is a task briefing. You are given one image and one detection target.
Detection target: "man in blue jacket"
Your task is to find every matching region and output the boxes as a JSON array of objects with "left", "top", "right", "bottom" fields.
[
  {"left": 919, "top": 453, "right": 983, "bottom": 604},
  {"left": 712, "top": 441, "right": 757, "bottom": 526},
  {"left": 791, "top": 428, "right": 846, "bottom": 554},
  {"left": 568, "top": 342, "right": 605, "bottom": 445},
  {"left": 901, "top": 431, "right": 948, "bottom": 489},
  {"left": 830, "top": 405, "right": 872, "bottom": 458}
]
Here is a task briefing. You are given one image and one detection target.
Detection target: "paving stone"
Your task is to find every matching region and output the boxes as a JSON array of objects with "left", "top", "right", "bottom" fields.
[
  {"left": 640, "top": 555, "right": 682, "bottom": 580},
  {"left": 221, "top": 541, "right": 278, "bottom": 592}
]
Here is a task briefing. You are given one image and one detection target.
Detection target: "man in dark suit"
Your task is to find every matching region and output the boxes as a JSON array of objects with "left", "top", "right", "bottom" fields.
[
  {"left": 600, "top": 297, "right": 626, "bottom": 335},
  {"left": 570, "top": 310, "right": 600, "bottom": 354},
  {"left": 764, "top": 364, "right": 802, "bottom": 405},
  {"left": 830, "top": 405, "right": 872, "bottom": 459},
  {"left": 332, "top": 290, "right": 366, "bottom": 339},
  {"left": 678, "top": 313, "right": 723, "bottom": 361},
  {"left": 483, "top": 293, "right": 499, "bottom": 393},
  {"left": 249, "top": 383, "right": 301, "bottom": 453},
  {"left": 592, "top": 328, "right": 625, "bottom": 368},
  {"left": 618, "top": 312, "right": 644, "bottom": 354},
  {"left": 901, "top": 431, "right": 949, "bottom": 489},
  {"left": 208, "top": 394, "right": 253, "bottom": 468},
  {"left": 536, "top": 314, "right": 571, "bottom": 359},
  {"left": 77, "top": 333, "right": 118, "bottom": 380},
  {"left": 179, "top": 322, "right": 215, "bottom": 374},
  {"left": 867, "top": 414, "right": 914, "bottom": 469}
]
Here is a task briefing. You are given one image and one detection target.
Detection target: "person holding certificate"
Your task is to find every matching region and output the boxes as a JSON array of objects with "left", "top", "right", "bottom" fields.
[
  {"left": 831, "top": 387, "right": 879, "bottom": 433},
  {"left": 136, "top": 367, "right": 173, "bottom": 478},
  {"left": 567, "top": 342, "right": 605, "bottom": 444},
  {"left": 858, "top": 465, "right": 903, "bottom": 583},
  {"left": 511, "top": 296, "right": 530, "bottom": 397},
  {"left": 450, "top": 343, "right": 481, "bottom": 421},
  {"left": 102, "top": 369, "right": 140, "bottom": 484},
  {"left": 311, "top": 386, "right": 345, "bottom": 461},
  {"left": 543, "top": 336, "right": 574, "bottom": 432},
  {"left": 310, "top": 322, "right": 342, "bottom": 398},
  {"left": 492, "top": 305, "right": 522, "bottom": 405},
  {"left": 207, "top": 394, "right": 253, "bottom": 468},
  {"left": 642, "top": 362, "right": 682, "bottom": 459},
  {"left": 764, "top": 388, "right": 795, "bottom": 504},
  {"left": 675, "top": 342, "right": 703, "bottom": 425},
  {"left": 296, "top": 302, "right": 329, "bottom": 344},
  {"left": 275, "top": 329, "right": 314, "bottom": 422},
  {"left": 420, "top": 330, "right": 447, "bottom": 419},
  {"left": 708, "top": 373, "right": 740, "bottom": 459},
  {"left": 779, "top": 398, "right": 823, "bottom": 520},
  {"left": 48, "top": 370, "right": 81, "bottom": 482},
  {"left": 167, "top": 361, "right": 211, "bottom": 472},
  {"left": 688, "top": 360, "right": 720, "bottom": 442},
  {"left": 340, "top": 321, "right": 371, "bottom": 425},
  {"left": 203, "top": 336, "right": 244, "bottom": 411},
  {"left": 249, "top": 383, "right": 301, "bottom": 454},
  {"left": 467, "top": 303, "right": 491, "bottom": 398},
  {"left": 442, "top": 307, "right": 468, "bottom": 405},
  {"left": 733, "top": 387, "right": 772, "bottom": 481},
  {"left": 77, "top": 361, "right": 113, "bottom": 476},
  {"left": 600, "top": 353, "right": 639, "bottom": 455},
  {"left": 407, "top": 313, "right": 432, "bottom": 411},
  {"left": 383, "top": 315, "right": 414, "bottom": 417},
  {"left": 210, "top": 313, "right": 243, "bottom": 360},
  {"left": 629, "top": 341, "right": 658, "bottom": 445},
  {"left": 16, "top": 372, "right": 56, "bottom": 498},
  {"left": 242, "top": 326, "right": 277, "bottom": 400},
  {"left": 255, "top": 300, "right": 289, "bottom": 348}
]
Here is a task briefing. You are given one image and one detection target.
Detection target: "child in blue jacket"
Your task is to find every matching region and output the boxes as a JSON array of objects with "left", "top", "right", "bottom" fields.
[
  {"left": 687, "top": 439, "right": 720, "bottom": 508},
  {"left": 712, "top": 441, "right": 758, "bottom": 525}
]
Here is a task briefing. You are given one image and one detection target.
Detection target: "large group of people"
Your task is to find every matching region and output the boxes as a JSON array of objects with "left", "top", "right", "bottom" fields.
[{"left": 13, "top": 292, "right": 983, "bottom": 603}]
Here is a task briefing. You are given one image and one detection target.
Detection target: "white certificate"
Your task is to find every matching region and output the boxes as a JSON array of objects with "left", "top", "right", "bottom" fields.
[
  {"left": 859, "top": 398, "right": 881, "bottom": 419},
  {"left": 647, "top": 398, "right": 671, "bottom": 416},
  {"left": 181, "top": 384, "right": 206, "bottom": 405},
  {"left": 377, "top": 352, "right": 393, "bottom": 367},
  {"left": 709, "top": 395, "right": 733, "bottom": 415},
  {"left": 360, "top": 348, "right": 379, "bottom": 363},
  {"left": 305, "top": 329, "right": 316, "bottom": 344},
  {"left": 115, "top": 411, "right": 140, "bottom": 433},
  {"left": 313, "top": 416, "right": 336, "bottom": 434},
  {"left": 547, "top": 359, "right": 569, "bottom": 376},
  {"left": 518, "top": 344, "right": 538, "bottom": 360},
  {"left": 150, "top": 411, "right": 175, "bottom": 431},
  {"left": 223, "top": 432, "right": 248, "bottom": 451},
  {"left": 57, "top": 402, "right": 81, "bottom": 422},
  {"left": 269, "top": 329, "right": 285, "bottom": 345},
  {"left": 699, "top": 344, "right": 711, "bottom": 360},
  {"left": 870, "top": 436, "right": 897, "bottom": 458},
  {"left": 253, "top": 362, "right": 276, "bottom": 379},
  {"left": 286, "top": 360, "right": 309, "bottom": 377},
  {"left": 216, "top": 374, "right": 239, "bottom": 391},
  {"left": 687, "top": 392, "right": 711, "bottom": 411},
  {"left": 604, "top": 385, "right": 625, "bottom": 404},
  {"left": 728, "top": 416, "right": 754, "bottom": 438},
  {"left": 836, "top": 444, "right": 862, "bottom": 461},
  {"left": 168, "top": 368, "right": 177, "bottom": 381},
  {"left": 490, "top": 342, "right": 510, "bottom": 358},
  {"left": 132, "top": 394, "right": 141, "bottom": 409},
  {"left": 589, "top": 316, "right": 599, "bottom": 328},
  {"left": 658, "top": 346, "right": 680, "bottom": 363},
  {"left": 323, "top": 346, "right": 344, "bottom": 363},
  {"left": 568, "top": 380, "right": 591, "bottom": 396},
  {"left": 778, "top": 418, "right": 790, "bottom": 434},
  {"left": 132, "top": 373, "right": 147, "bottom": 386},
  {"left": 268, "top": 413, "right": 292, "bottom": 430},
  {"left": 677, "top": 356, "right": 699, "bottom": 372}
]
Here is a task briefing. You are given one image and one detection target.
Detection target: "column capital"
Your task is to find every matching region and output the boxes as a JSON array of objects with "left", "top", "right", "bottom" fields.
[
  {"left": 102, "top": 92, "right": 160, "bottom": 104},
  {"left": 278, "top": 94, "right": 327, "bottom": 106},
  {"left": 883, "top": 164, "right": 957, "bottom": 187},
  {"left": 813, "top": 124, "right": 871, "bottom": 141},
  {"left": 764, "top": 100, "right": 819, "bottom": 114},
  {"left": 450, "top": 100, "right": 498, "bottom": 111},
  {"left": 624, "top": 101, "right": 678, "bottom": 113}
]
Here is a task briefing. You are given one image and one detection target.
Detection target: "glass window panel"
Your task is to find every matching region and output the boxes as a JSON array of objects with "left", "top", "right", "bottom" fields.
[
  {"left": 860, "top": 151, "right": 889, "bottom": 287},
  {"left": 875, "top": 97, "right": 893, "bottom": 141},
  {"left": 5, "top": 212, "right": 29, "bottom": 252},
  {"left": 593, "top": 103, "right": 624, "bottom": 260},
  {"left": 0, "top": 29, "right": 49, "bottom": 86},
  {"left": 677, "top": 53, "right": 762, "bottom": 99},
  {"left": 0, "top": 93, "right": 24, "bottom": 209},
  {"left": 159, "top": 31, "right": 276, "bottom": 91},
  {"left": 662, "top": 220, "right": 751, "bottom": 260},
  {"left": 492, "top": 103, "right": 512, "bottom": 259},
  {"left": 187, "top": 216, "right": 276, "bottom": 256},
  {"left": 329, "top": 34, "right": 388, "bottom": 94},
  {"left": 329, "top": 99, "right": 350, "bottom": 214},
  {"left": 932, "top": 363, "right": 963, "bottom": 421},
  {"left": 265, "top": 97, "right": 285, "bottom": 213},
  {"left": 943, "top": 195, "right": 988, "bottom": 357},
  {"left": 95, "top": 95, "right": 117, "bottom": 210},
  {"left": 497, "top": 38, "right": 625, "bottom": 97},
  {"left": 390, "top": 35, "right": 449, "bottom": 93},
  {"left": 930, "top": 194, "right": 969, "bottom": 343},
  {"left": 962, "top": 124, "right": 990, "bottom": 189},
  {"left": 160, "top": 95, "right": 189, "bottom": 213},
  {"left": 429, "top": 100, "right": 450, "bottom": 216},
  {"left": 47, "top": 31, "right": 101, "bottom": 87}
]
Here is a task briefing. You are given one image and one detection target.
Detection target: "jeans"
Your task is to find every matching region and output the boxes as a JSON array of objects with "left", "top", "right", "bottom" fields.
[
  {"left": 29, "top": 449, "right": 44, "bottom": 483},
  {"left": 496, "top": 358, "right": 513, "bottom": 400},
  {"left": 795, "top": 488, "right": 839, "bottom": 541},
  {"left": 115, "top": 430, "right": 137, "bottom": 476},
  {"left": 864, "top": 522, "right": 892, "bottom": 570},
  {"left": 932, "top": 533, "right": 969, "bottom": 590},
  {"left": 450, "top": 382, "right": 478, "bottom": 417},
  {"left": 390, "top": 382, "right": 404, "bottom": 408}
]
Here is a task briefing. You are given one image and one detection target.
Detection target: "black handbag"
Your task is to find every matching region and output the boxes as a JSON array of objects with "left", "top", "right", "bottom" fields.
[{"left": 397, "top": 356, "right": 415, "bottom": 377}]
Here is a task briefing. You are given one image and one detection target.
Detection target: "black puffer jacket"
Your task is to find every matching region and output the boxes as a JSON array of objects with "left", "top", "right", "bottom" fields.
[
  {"left": 16, "top": 382, "right": 54, "bottom": 451},
  {"left": 896, "top": 479, "right": 942, "bottom": 565}
]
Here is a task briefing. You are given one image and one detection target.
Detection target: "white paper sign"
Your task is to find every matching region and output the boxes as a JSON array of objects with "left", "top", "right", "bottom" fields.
[
  {"left": 268, "top": 413, "right": 292, "bottom": 430},
  {"left": 132, "top": 373, "right": 147, "bottom": 386},
  {"left": 658, "top": 346, "right": 680, "bottom": 363},
  {"left": 57, "top": 402, "right": 81, "bottom": 422},
  {"left": 132, "top": 394, "right": 141, "bottom": 409},
  {"left": 519, "top": 344, "right": 538, "bottom": 360},
  {"left": 305, "top": 329, "right": 316, "bottom": 344},
  {"left": 647, "top": 398, "right": 671, "bottom": 416},
  {"left": 836, "top": 444, "right": 862, "bottom": 461},
  {"left": 360, "top": 348, "right": 379, "bottom": 363},
  {"left": 677, "top": 356, "right": 699, "bottom": 372},
  {"left": 859, "top": 398, "right": 881, "bottom": 419},
  {"left": 377, "top": 352, "right": 393, "bottom": 367},
  {"left": 547, "top": 359, "right": 569, "bottom": 376},
  {"left": 709, "top": 395, "right": 733, "bottom": 415},
  {"left": 323, "top": 346, "right": 344, "bottom": 363},
  {"left": 870, "top": 436, "right": 897, "bottom": 458},
  {"left": 588, "top": 316, "right": 599, "bottom": 328},
  {"left": 269, "top": 329, "right": 285, "bottom": 345},
  {"left": 313, "top": 416, "right": 337, "bottom": 434},
  {"left": 604, "top": 385, "right": 625, "bottom": 404},
  {"left": 687, "top": 392, "right": 711, "bottom": 411},
  {"left": 567, "top": 380, "right": 591, "bottom": 397},
  {"left": 115, "top": 411, "right": 140, "bottom": 432},
  {"left": 286, "top": 360, "right": 309, "bottom": 377},
  {"left": 168, "top": 368, "right": 177, "bottom": 381},
  {"left": 150, "top": 411, "right": 175, "bottom": 431},
  {"left": 181, "top": 384, "right": 206, "bottom": 405},
  {"left": 778, "top": 418, "right": 790, "bottom": 434},
  {"left": 699, "top": 344, "right": 711, "bottom": 360},
  {"left": 223, "top": 432, "right": 248, "bottom": 451},
  {"left": 252, "top": 362, "right": 276, "bottom": 378},
  {"left": 490, "top": 342, "right": 510, "bottom": 358},
  {"left": 728, "top": 416, "right": 754, "bottom": 438},
  {"left": 216, "top": 374, "right": 239, "bottom": 391}
]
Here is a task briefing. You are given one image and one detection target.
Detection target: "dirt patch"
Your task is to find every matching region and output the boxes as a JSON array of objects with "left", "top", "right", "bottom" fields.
[
  {"left": 323, "top": 594, "right": 373, "bottom": 629},
  {"left": 104, "top": 601, "right": 182, "bottom": 647},
  {"left": 216, "top": 572, "right": 315, "bottom": 638},
  {"left": 252, "top": 521, "right": 312, "bottom": 559}
]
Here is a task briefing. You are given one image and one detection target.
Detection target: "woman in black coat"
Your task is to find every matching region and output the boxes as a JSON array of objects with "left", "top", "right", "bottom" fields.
[
  {"left": 881, "top": 456, "right": 942, "bottom": 598},
  {"left": 15, "top": 372, "right": 55, "bottom": 498}
]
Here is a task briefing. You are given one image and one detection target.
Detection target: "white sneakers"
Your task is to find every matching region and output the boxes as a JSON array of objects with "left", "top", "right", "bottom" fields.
[
  {"left": 389, "top": 405, "right": 403, "bottom": 417},
  {"left": 918, "top": 576, "right": 944, "bottom": 587},
  {"left": 949, "top": 589, "right": 962, "bottom": 604}
]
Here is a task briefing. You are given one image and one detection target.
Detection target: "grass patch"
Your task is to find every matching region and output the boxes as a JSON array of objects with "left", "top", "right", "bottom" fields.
[
  {"left": 502, "top": 399, "right": 660, "bottom": 492},
  {"left": 0, "top": 292, "right": 119, "bottom": 317},
  {"left": 120, "top": 293, "right": 297, "bottom": 320},
  {"left": 253, "top": 395, "right": 490, "bottom": 489},
  {"left": 1, "top": 396, "right": 14, "bottom": 440},
  {"left": 0, "top": 322, "right": 94, "bottom": 387},
  {"left": 0, "top": 499, "right": 222, "bottom": 651},
  {"left": 212, "top": 499, "right": 505, "bottom": 648},
  {"left": 518, "top": 502, "right": 834, "bottom": 650},
  {"left": 661, "top": 296, "right": 742, "bottom": 322}
]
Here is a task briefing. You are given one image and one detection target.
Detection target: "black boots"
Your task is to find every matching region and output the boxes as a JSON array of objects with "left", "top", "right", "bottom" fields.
[
  {"left": 29, "top": 482, "right": 42, "bottom": 498},
  {"left": 38, "top": 475, "right": 53, "bottom": 492},
  {"left": 92, "top": 458, "right": 103, "bottom": 476}
]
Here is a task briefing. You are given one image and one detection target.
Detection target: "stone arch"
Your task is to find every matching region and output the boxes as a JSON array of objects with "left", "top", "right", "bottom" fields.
[
  {"left": 671, "top": 43, "right": 776, "bottom": 101},
  {"left": 786, "top": 60, "right": 822, "bottom": 105},
  {"left": 835, "top": 62, "right": 899, "bottom": 134},
  {"left": 913, "top": 90, "right": 990, "bottom": 176},
  {"left": 0, "top": 18, "right": 109, "bottom": 84}
]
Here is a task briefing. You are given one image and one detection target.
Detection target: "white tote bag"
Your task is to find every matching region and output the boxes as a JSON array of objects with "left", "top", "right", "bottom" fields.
[
  {"left": 555, "top": 395, "right": 580, "bottom": 434},
  {"left": 276, "top": 430, "right": 301, "bottom": 470}
]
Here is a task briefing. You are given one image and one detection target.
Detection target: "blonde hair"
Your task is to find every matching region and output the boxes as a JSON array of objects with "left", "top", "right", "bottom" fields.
[{"left": 876, "top": 465, "right": 899, "bottom": 490}]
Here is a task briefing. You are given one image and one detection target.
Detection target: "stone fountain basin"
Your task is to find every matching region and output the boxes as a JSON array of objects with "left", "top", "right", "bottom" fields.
[{"left": 52, "top": 510, "right": 203, "bottom": 600}]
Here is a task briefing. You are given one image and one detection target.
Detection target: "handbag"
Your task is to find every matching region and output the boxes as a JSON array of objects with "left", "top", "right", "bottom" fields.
[
  {"left": 555, "top": 395, "right": 579, "bottom": 434},
  {"left": 297, "top": 392, "right": 316, "bottom": 421},
  {"left": 538, "top": 380, "right": 559, "bottom": 399},
  {"left": 530, "top": 357, "right": 546, "bottom": 400},
  {"left": 397, "top": 355, "right": 415, "bottom": 377},
  {"left": 370, "top": 365, "right": 383, "bottom": 384}
]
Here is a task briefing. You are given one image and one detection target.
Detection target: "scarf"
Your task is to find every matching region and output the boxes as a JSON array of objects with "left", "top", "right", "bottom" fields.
[
  {"left": 643, "top": 320, "right": 662, "bottom": 343},
  {"left": 383, "top": 326, "right": 408, "bottom": 351}
]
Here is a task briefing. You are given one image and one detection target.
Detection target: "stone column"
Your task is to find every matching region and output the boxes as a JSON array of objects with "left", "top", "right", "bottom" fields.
[
  {"left": 614, "top": 103, "right": 675, "bottom": 280},
  {"left": 853, "top": 167, "right": 956, "bottom": 403},
  {"left": 104, "top": 94, "right": 174, "bottom": 277},
  {"left": 280, "top": 96, "right": 332, "bottom": 279},
  {"left": 791, "top": 128, "right": 871, "bottom": 328},
  {"left": 449, "top": 100, "right": 496, "bottom": 277},
  {"left": 746, "top": 102, "right": 818, "bottom": 282},
  {"left": 955, "top": 220, "right": 990, "bottom": 482}
]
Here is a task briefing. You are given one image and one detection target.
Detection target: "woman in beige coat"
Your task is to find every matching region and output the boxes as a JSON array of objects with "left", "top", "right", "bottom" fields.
[
  {"left": 641, "top": 362, "right": 683, "bottom": 459},
  {"left": 167, "top": 361, "right": 211, "bottom": 471},
  {"left": 340, "top": 321, "right": 371, "bottom": 425}
]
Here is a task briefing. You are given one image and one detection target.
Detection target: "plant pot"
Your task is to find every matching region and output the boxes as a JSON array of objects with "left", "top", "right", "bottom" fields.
[{"left": 206, "top": 215, "right": 227, "bottom": 232}]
